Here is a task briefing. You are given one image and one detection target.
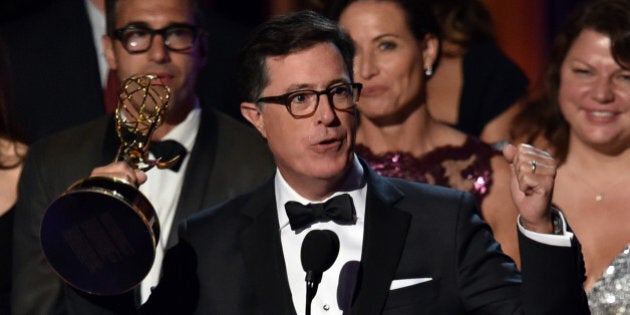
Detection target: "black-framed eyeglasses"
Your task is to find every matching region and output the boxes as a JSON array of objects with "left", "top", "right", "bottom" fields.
[
  {"left": 256, "top": 83, "right": 362, "bottom": 118},
  {"left": 111, "top": 24, "right": 201, "bottom": 54}
]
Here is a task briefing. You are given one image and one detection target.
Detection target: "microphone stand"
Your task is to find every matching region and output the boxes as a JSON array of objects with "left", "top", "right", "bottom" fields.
[{"left": 305, "top": 270, "right": 321, "bottom": 315}]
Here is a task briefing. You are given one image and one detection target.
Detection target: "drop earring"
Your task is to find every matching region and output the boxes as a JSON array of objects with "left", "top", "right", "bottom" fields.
[{"left": 425, "top": 66, "right": 433, "bottom": 77}]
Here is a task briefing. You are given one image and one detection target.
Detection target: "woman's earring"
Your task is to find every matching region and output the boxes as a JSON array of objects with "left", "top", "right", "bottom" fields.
[{"left": 425, "top": 66, "right": 433, "bottom": 77}]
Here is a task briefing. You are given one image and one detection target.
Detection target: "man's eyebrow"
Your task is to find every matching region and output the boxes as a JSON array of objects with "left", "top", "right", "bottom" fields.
[
  {"left": 328, "top": 78, "right": 350, "bottom": 86},
  {"left": 283, "top": 79, "right": 350, "bottom": 92},
  {"left": 117, "top": 22, "right": 195, "bottom": 29},
  {"left": 284, "top": 83, "right": 313, "bottom": 92},
  {"left": 118, "top": 22, "right": 150, "bottom": 29}
]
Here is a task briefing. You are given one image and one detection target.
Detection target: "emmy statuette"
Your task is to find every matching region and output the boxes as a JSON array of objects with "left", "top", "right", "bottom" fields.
[{"left": 40, "top": 74, "right": 180, "bottom": 295}]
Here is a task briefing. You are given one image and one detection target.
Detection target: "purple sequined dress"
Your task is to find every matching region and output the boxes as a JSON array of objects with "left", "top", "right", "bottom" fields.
[{"left": 355, "top": 136, "right": 499, "bottom": 204}]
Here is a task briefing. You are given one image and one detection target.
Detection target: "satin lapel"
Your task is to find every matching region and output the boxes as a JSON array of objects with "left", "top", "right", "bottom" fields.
[
  {"left": 101, "top": 115, "right": 121, "bottom": 164},
  {"left": 240, "top": 180, "right": 296, "bottom": 314},
  {"left": 351, "top": 166, "right": 411, "bottom": 315},
  {"left": 168, "top": 109, "right": 218, "bottom": 246}
]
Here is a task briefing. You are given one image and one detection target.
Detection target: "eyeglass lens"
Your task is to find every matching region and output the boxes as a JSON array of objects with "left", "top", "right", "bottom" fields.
[{"left": 289, "top": 84, "right": 357, "bottom": 116}]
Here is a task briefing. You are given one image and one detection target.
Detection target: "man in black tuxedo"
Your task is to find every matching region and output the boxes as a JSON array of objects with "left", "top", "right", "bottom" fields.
[
  {"left": 63, "top": 10, "right": 588, "bottom": 315},
  {"left": 11, "top": 0, "right": 275, "bottom": 314}
]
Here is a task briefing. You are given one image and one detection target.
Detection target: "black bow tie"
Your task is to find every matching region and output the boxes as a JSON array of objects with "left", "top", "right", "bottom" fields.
[
  {"left": 285, "top": 194, "right": 356, "bottom": 231},
  {"left": 149, "top": 139, "right": 187, "bottom": 171}
]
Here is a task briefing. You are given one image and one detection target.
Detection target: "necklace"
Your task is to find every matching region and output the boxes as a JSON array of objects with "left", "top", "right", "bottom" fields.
[
  {"left": 563, "top": 168, "right": 628, "bottom": 202},
  {"left": 595, "top": 192, "right": 603, "bottom": 202},
  {"left": 582, "top": 179, "right": 603, "bottom": 202}
]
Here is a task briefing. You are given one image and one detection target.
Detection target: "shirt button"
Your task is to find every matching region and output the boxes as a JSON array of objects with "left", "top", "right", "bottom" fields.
[{"left": 323, "top": 304, "right": 330, "bottom": 311}]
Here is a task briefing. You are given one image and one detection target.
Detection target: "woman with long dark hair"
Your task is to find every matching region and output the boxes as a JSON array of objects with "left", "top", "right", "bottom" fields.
[{"left": 0, "top": 39, "right": 27, "bottom": 314}]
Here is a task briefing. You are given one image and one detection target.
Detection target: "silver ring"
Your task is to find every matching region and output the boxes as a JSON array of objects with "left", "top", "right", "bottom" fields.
[{"left": 530, "top": 160, "right": 537, "bottom": 174}]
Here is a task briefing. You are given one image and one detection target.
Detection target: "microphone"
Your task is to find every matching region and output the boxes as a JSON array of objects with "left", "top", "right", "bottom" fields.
[{"left": 301, "top": 230, "right": 340, "bottom": 315}]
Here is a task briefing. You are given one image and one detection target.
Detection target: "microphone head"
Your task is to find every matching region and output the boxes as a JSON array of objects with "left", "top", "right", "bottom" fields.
[{"left": 301, "top": 230, "right": 340, "bottom": 273}]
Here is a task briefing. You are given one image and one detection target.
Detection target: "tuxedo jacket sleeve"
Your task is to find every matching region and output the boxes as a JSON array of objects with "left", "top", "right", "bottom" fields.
[
  {"left": 12, "top": 109, "right": 275, "bottom": 315},
  {"left": 12, "top": 116, "right": 113, "bottom": 315},
  {"left": 136, "top": 166, "right": 587, "bottom": 314}
]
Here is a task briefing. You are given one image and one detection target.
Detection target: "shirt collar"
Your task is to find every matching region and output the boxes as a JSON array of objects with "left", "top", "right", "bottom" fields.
[{"left": 159, "top": 99, "right": 201, "bottom": 154}]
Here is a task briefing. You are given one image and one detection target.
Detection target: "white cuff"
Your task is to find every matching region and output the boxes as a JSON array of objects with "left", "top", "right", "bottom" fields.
[{"left": 518, "top": 210, "right": 573, "bottom": 247}]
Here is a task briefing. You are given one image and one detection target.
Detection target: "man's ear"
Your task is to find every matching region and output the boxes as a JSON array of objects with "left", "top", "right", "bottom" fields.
[
  {"left": 241, "top": 102, "right": 267, "bottom": 139},
  {"left": 103, "top": 34, "right": 117, "bottom": 70}
]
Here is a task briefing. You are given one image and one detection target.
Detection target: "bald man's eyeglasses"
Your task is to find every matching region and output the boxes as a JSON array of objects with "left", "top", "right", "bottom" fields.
[{"left": 112, "top": 24, "right": 201, "bottom": 54}]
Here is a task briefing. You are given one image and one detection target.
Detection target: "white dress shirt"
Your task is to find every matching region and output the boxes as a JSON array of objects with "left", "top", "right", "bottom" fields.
[
  {"left": 139, "top": 105, "right": 201, "bottom": 302},
  {"left": 276, "top": 156, "right": 366, "bottom": 315}
]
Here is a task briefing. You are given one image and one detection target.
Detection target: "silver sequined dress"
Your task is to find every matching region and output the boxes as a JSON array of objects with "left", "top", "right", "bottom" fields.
[{"left": 588, "top": 245, "right": 630, "bottom": 314}]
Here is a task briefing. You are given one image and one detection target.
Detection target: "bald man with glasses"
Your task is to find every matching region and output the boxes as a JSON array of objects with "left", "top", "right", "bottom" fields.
[{"left": 11, "top": 0, "right": 275, "bottom": 314}]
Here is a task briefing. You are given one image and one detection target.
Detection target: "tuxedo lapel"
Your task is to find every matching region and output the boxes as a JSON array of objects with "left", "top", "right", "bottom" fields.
[
  {"left": 351, "top": 166, "right": 411, "bottom": 315},
  {"left": 101, "top": 115, "right": 122, "bottom": 164},
  {"left": 168, "top": 109, "right": 218, "bottom": 246},
  {"left": 240, "top": 180, "right": 296, "bottom": 314}
]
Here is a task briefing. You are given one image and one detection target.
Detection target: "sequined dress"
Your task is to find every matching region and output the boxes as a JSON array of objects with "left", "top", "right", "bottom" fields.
[
  {"left": 588, "top": 245, "right": 630, "bottom": 314},
  {"left": 355, "top": 136, "right": 499, "bottom": 204}
]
